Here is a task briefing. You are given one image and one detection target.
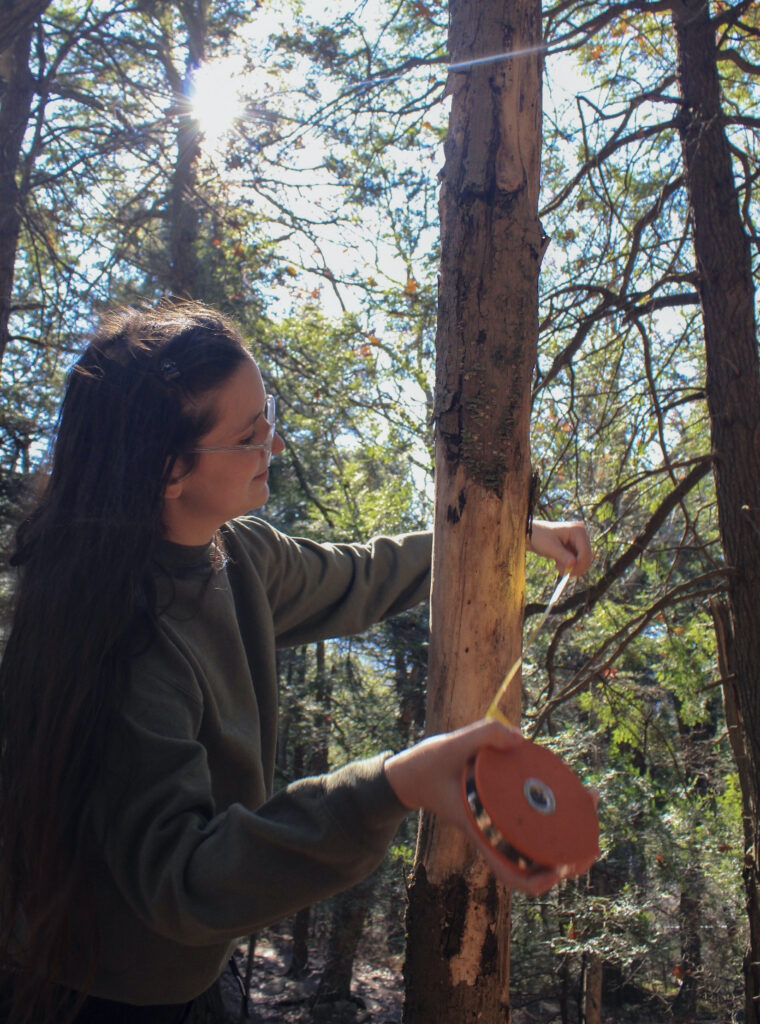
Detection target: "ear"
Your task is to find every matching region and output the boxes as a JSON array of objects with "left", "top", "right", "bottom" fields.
[
  {"left": 163, "top": 457, "right": 189, "bottom": 500},
  {"left": 164, "top": 476, "right": 184, "bottom": 500}
]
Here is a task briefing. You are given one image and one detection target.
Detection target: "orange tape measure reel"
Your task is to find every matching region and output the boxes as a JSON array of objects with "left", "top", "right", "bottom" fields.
[
  {"left": 462, "top": 573, "right": 600, "bottom": 879},
  {"left": 463, "top": 739, "right": 599, "bottom": 878}
]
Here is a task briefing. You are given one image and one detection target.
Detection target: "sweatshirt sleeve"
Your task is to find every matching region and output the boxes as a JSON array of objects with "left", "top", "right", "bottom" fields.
[
  {"left": 93, "top": 672, "right": 408, "bottom": 947},
  {"left": 226, "top": 518, "right": 432, "bottom": 647}
]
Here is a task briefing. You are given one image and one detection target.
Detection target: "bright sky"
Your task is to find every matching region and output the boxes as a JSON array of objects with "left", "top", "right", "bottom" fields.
[
  {"left": 188, "top": 30, "right": 590, "bottom": 321},
  {"left": 185, "top": 15, "right": 604, "bottom": 511}
]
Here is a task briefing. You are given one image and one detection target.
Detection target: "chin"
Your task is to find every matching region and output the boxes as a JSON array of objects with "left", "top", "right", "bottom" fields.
[{"left": 247, "top": 487, "right": 269, "bottom": 511}]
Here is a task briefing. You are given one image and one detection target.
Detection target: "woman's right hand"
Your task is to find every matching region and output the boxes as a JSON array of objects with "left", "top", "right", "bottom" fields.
[{"left": 383, "top": 719, "right": 562, "bottom": 895}]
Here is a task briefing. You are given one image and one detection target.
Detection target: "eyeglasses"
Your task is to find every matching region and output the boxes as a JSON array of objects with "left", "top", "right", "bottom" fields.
[{"left": 191, "top": 395, "right": 277, "bottom": 463}]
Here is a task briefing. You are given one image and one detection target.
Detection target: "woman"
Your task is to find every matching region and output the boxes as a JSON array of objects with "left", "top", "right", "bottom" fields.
[{"left": 0, "top": 301, "right": 591, "bottom": 1023}]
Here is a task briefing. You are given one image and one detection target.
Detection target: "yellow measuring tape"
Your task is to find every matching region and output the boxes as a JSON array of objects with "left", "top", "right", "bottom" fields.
[{"left": 485, "top": 572, "right": 572, "bottom": 727}]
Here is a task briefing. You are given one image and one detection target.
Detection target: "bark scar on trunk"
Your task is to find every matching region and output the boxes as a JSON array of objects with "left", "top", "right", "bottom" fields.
[{"left": 446, "top": 488, "right": 468, "bottom": 525}]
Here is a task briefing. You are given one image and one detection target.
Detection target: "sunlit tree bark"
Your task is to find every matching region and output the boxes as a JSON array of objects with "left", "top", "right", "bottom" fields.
[
  {"left": 157, "top": 2, "right": 207, "bottom": 297},
  {"left": 404, "top": 0, "right": 544, "bottom": 1018}
]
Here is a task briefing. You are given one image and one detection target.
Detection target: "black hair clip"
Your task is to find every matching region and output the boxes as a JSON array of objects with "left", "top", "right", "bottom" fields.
[{"left": 159, "top": 357, "right": 181, "bottom": 382}]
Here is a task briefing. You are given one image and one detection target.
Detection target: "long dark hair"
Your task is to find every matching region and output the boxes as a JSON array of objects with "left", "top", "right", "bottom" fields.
[{"left": 0, "top": 301, "right": 249, "bottom": 1022}]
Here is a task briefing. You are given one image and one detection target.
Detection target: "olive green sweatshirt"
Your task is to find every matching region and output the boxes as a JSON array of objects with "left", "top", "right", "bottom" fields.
[{"left": 81, "top": 517, "right": 432, "bottom": 1005}]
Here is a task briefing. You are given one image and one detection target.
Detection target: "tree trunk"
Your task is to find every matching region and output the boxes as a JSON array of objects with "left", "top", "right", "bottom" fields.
[
  {"left": 163, "top": 6, "right": 206, "bottom": 298},
  {"left": 313, "top": 875, "right": 375, "bottom": 1007},
  {"left": 670, "top": 696, "right": 716, "bottom": 1018},
  {"left": 394, "top": 643, "right": 425, "bottom": 745},
  {"left": 671, "top": 868, "right": 701, "bottom": 1019},
  {"left": 711, "top": 596, "right": 757, "bottom": 1019},
  {"left": 0, "top": 24, "right": 34, "bottom": 369},
  {"left": 403, "top": 0, "right": 544, "bottom": 1019},
  {"left": 169, "top": 100, "right": 202, "bottom": 298},
  {"left": 0, "top": 0, "right": 50, "bottom": 56},
  {"left": 309, "top": 640, "right": 330, "bottom": 776},
  {"left": 287, "top": 906, "right": 310, "bottom": 978},
  {"left": 671, "top": 2, "right": 760, "bottom": 1018},
  {"left": 582, "top": 952, "right": 602, "bottom": 1024},
  {"left": 280, "top": 649, "right": 311, "bottom": 978}
]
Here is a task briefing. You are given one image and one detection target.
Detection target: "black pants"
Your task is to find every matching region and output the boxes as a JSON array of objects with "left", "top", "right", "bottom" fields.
[
  {"left": 70, "top": 994, "right": 193, "bottom": 1023},
  {"left": 0, "top": 975, "right": 223, "bottom": 1023}
]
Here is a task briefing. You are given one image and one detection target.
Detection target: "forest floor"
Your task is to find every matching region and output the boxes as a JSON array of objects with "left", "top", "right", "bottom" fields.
[
  {"left": 218, "top": 929, "right": 736, "bottom": 1024},
  {"left": 219, "top": 931, "right": 403, "bottom": 1024}
]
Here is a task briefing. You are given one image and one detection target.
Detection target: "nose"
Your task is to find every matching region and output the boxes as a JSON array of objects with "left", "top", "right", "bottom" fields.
[{"left": 265, "top": 431, "right": 285, "bottom": 468}]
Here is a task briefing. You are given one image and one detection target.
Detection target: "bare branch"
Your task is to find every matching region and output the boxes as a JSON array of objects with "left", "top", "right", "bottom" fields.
[{"left": 527, "top": 457, "right": 715, "bottom": 620}]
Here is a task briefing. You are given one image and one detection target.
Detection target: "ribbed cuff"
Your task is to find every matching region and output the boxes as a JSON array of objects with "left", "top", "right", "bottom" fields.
[{"left": 321, "top": 753, "right": 409, "bottom": 854}]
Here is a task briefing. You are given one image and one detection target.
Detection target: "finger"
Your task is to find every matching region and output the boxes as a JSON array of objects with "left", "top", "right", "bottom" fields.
[
  {"left": 556, "top": 552, "right": 577, "bottom": 574},
  {"left": 565, "top": 526, "right": 593, "bottom": 575},
  {"left": 571, "top": 542, "right": 592, "bottom": 575},
  {"left": 446, "top": 718, "right": 524, "bottom": 758}
]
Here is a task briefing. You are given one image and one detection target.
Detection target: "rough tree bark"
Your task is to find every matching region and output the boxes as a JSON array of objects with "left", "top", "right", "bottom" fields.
[
  {"left": 312, "top": 874, "right": 376, "bottom": 1008},
  {"left": 581, "top": 953, "right": 602, "bottom": 1024},
  {"left": 158, "top": 3, "right": 207, "bottom": 298},
  {"left": 0, "top": 0, "right": 50, "bottom": 55},
  {"left": 403, "top": 0, "right": 544, "bottom": 1019},
  {"left": 0, "top": 23, "right": 34, "bottom": 369},
  {"left": 671, "top": 1, "right": 760, "bottom": 1018}
]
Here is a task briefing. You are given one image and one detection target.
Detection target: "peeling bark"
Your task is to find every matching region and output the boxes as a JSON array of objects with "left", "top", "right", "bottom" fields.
[
  {"left": 404, "top": 0, "right": 543, "bottom": 1018},
  {"left": 404, "top": 864, "right": 511, "bottom": 1021}
]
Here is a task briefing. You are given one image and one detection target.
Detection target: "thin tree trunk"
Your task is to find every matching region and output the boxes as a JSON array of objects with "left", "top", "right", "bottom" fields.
[
  {"left": 313, "top": 875, "right": 376, "bottom": 1007},
  {"left": 169, "top": 99, "right": 202, "bottom": 298},
  {"left": 281, "top": 649, "right": 310, "bottom": 978},
  {"left": 671, "top": 2, "right": 760, "bottom": 1018},
  {"left": 394, "top": 645, "right": 425, "bottom": 745},
  {"left": 309, "top": 640, "right": 329, "bottom": 776},
  {"left": 582, "top": 952, "right": 602, "bottom": 1024},
  {"left": 163, "top": 5, "right": 206, "bottom": 298},
  {"left": 671, "top": 868, "right": 701, "bottom": 1018},
  {"left": 286, "top": 642, "right": 330, "bottom": 981},
  {"left": 712, "top": 596, "right": 756, "bottom": 1017},
  {"left": 287, "top": 907, "right": 310, "bottom": 979},
  {"left": 404, "top": 0, "right": 544, "bottom": 1019},
  {"left": 671, "top": 695, "right": 716, "bottom": 1017},
  {"left": 0, "top": 24, "right": 35, "bottom": 369},
  {"left": 240, "top": 933, "right": 257, "bottom": 1023},
  {"left": 558, "top": 953, "right": 570, "bottom": 1024}
]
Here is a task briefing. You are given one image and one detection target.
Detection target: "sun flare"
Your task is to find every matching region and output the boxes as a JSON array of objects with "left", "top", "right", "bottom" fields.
[{"left": 190, "top": 59, "right": 245, "bottom": 152}]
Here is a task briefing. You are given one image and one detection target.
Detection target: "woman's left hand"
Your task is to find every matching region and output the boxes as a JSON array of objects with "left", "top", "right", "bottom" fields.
[
  {"left": 384, "top": 720, "right": 562, "bottom": 895},
  {"left": 526, "top": 520, "right": 592, "bottom": 576}
]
